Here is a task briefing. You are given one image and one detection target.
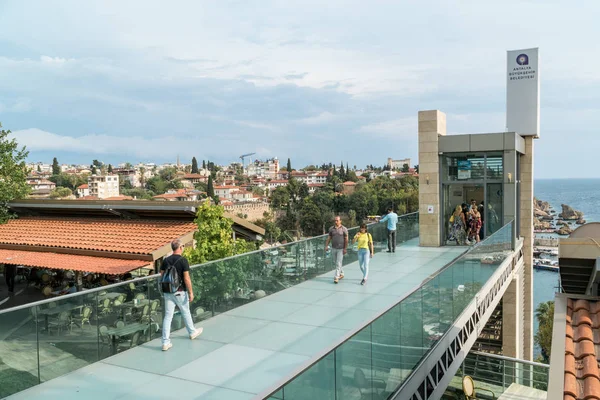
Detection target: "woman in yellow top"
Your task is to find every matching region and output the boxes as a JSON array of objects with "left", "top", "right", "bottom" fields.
[{"left": 352, "top": 223, "right": 374, "bottom": 285}]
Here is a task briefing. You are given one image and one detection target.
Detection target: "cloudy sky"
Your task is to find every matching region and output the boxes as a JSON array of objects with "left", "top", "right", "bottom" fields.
[{"left": 1, "top": 1, "right": 598, "bottom": 178}]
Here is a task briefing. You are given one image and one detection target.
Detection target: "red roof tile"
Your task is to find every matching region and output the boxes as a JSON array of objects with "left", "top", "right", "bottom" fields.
[
  {"left": 0, "top": 249, "right": 149, "bottom": 274},
  {"left": 565, "top": 298, "right": 600, "bottom": 400},
  {"left": 0, "top": 217, "right": 197, "bottom": 255},
  {"left": 77, "top": 184, "right": 89, "bottom": 189}
]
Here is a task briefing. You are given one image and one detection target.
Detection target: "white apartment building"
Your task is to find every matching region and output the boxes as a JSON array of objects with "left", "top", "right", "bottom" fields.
[
  {"left": 246, "top": 158, "right": 279, "bottom": 179},
  {"left": 214, "top": 186, "right": 239, "bottom": 199},
  {"left": 76, "top": 184, "right": 90, "bottom": 197},
  {"left": 267, "top": 180, "right": 288, "bottom": 191},
  {"left": 387, "top": 157, "right": 411, "bottom": 170},
  {"left": 88, "top": 175, "right": 120, "bottom": 199}
]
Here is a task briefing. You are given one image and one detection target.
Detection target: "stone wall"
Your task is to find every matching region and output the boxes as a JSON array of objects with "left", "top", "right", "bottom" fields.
[{"left": 224, "top": 202, "right": 270, "bottom": 221}]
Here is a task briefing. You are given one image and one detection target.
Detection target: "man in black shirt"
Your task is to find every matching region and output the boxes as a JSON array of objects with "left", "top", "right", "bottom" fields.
[
  {"left": 4, "top": 264, "right": 17, "bottom": 293},
  {"left": 160, "top": 239, "right": 202, "bottom": 351}
]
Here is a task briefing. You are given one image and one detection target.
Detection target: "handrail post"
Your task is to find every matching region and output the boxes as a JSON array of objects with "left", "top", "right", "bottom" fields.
[{"left": 511, "top": 220, "right": 516, "bottom": 250}]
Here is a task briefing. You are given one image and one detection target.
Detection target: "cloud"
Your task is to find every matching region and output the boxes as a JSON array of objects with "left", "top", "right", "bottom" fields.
[
  {"left": 234, "top": 120, "right": 280, "bottom": 132},
  {"left": 0, "top": 98, "right": 32, "bottom": 113},
  {"left": 296, "top": 111, "right": 338, "bottom": 125},
  {"left": 357, "top": 117, "right": 416, "bottom": 138}
]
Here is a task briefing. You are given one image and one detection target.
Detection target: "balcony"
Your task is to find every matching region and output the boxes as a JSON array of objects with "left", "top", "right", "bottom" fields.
[{"left": 0, "top": 215, "right": 524, "bottom": 399}]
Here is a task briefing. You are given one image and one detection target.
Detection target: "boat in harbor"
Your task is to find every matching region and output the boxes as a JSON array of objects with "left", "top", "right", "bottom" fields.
[{"left": 533, "top": 257, "right": 559, "bottom": 271}]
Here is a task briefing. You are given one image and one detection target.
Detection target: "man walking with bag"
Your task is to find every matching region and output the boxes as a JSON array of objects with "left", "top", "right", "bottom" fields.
[
  {"left": 379, "top": 207, "right": 399, "bottom": 253},
  {"left": 160, "top": 239, "right": 202, "bottom": 351}
]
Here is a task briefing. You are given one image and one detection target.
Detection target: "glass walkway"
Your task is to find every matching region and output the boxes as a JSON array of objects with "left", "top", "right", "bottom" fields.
[{"left": 0, "top": 214, "right": 517, "bottom": 399}]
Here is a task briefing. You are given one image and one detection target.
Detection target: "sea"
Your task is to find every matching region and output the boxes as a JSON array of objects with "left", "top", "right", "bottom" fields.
[{"left": 533, "top": 178, "right": 600, "bottom": 357}]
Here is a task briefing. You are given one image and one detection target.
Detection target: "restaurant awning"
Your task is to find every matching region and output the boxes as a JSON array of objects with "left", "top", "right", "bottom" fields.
[{"left": 0, "top": 249, "right": 150, "bottom": 275}]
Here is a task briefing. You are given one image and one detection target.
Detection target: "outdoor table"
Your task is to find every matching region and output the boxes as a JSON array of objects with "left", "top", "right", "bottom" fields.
[
  {"left": 105, "top": 322, "right": 149, "bottom": 353},
  {"left": 98, "top": 292, "right": 123, "bottom": 301},
  {"left": 112, "top": 299, "right": 151, "bottom": 321},
  {"left": 37, "top": 303, "right": 83, "bottom": 332}
]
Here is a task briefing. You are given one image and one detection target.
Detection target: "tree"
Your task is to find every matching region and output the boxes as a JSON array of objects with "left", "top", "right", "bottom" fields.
[
  {"left": 52, "top": 157, "right": 60, "bottom": 175},
  {"left": 299, "top": 200, "right": 323, "bottom": 236},
  {"left": 108, "top": 164, "right": 113, "bottom": 173},
  {"left": 124, "top": 162, "right": 133, "bottom": 169},
  {"left": 207, "top": 175, "right": 215, "bottom": 198},
  {"left": 139, "top": 166, "right": 147, "bottom": 188},
  {"left": 202, "top": 160, "right": 206, "bottom": 169},
  {"left": 401, "top": 163, "right": 410, "bottom": 173},
  {"left": 49, "top": 187, "right": 73, "bottom": 198},
  {"left": 286, "top": 158, "right": 292, "bottom": 178},
  {"left": 37, "top": 164, "right": 42, "bottom": 173},
  {"left": 0, "top": 123, "right": 30, "bottom": 222},
  {"left": 535, "top": 301, "right": 554, "bottom": 362},
  {"left": 191, "top": 157, "right": 199, "bottom": 174},
  {"left": 414, "top": 164, "right": 419, "bottom": 173},
  {"left": 184, "top": 202, "right": 253, "bottom": 306},
  {"left": 91, "top": 165, "right": 97, "bottom": 175}
]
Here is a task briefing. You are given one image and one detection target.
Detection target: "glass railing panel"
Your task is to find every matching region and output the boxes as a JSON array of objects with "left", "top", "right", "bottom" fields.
[
  {"left": 371, "top": 303, "right": 403, "bottom": 395},
  {"left": 343, "top": 226, "right": 360, "bottom": 267},
  {"left": 36, "top": 291, "right": 98, "bottom": 384},
  {"left": 437, "top": 268, "right": 454, "bottom": 334},
  {"left": 334, "top": 324, "right": 373, "bottom": 400},
  {"left": 143, "top": 276, "right": 162, "bottom": 342},
  {"left": 0, "top": 306, "right": 39, "bottom": 398},
  {"left": 96, "top": 280, "right": 144, "bottom": 358},
  {"left": 400, "top": 287, "right": 424, "bottom": 379},
  {"left": 421, "top": 275, "right": 441, "bottom": 351},
  {"left": 281, "top": 353, "right": 335, "bottom": 400}
]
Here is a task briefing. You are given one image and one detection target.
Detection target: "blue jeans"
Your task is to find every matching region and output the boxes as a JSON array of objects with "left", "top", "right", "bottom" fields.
[
  {"left": 358, "top": 248, "right": 370, "bottom": 279},
  {"left": 162, "top": 291, "right": 196, "bottom": 346},
  {"left": 332, "top": 248, "right": 344, "bottom": 278}
]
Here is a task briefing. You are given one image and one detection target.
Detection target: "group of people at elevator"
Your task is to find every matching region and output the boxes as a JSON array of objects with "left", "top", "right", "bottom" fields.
[{"left": 448, "top": 199, "right": 494, "bottom": 246}]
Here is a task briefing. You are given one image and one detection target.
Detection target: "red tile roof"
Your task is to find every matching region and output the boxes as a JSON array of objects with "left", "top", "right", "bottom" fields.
[
  {"left": 0, "top": 217, "right": 197, "bottom": 255},
  {"left": 0, "top": 249, "right": 149, "bottom": 275},
  {"left": 565, "top": 298, "right": 600, "bottom": 400},
  {"left": 103, "top": 195, "right": 133, "bottom": 201},
  {"left": 77, "top": 184, "right": 89, "bottom": 189}
]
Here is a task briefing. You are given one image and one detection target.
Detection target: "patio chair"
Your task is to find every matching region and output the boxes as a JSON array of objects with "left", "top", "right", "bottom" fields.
[
  {"left": 114, "top": 320, "right": 125, "bottom": 329},
  {"left": 48, "top": 311, "right": 72, "bottom": 335},
  {"left": 462, "top": 376, "right": 496, "bottom": 400},
  {"left": 117, "top": 331, "right": 141, "bottom": 352},
  {"left": 354, "top": 368, "right": 388, "bottom": 400},
  {"left": 139, "top": 304, "right": 150, "bottom": 323},
  {"left": 99, "top": 325, "right": 110, "bottom": 354},
  {"left": 99, "top": 298, "right": 111, "bottom": 316},
  {"left": 134, "top": 293, "right": 146, "bottom": 301},
  {"left": 78, "top": 306, "right": 92, "bottom": 328},
  {"left": 193, "top": 307, "right": 206, "bottom": 322},
  {"left": 116, "top": 294, "right": 126, "bottom": 304}
]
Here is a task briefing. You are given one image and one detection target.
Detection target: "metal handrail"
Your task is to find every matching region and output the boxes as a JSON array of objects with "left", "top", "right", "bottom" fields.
[
  {"left": 469, "top": 351, "right": 549, "bottom": 369},
  {"left": 0, "top": 212, "right": 418, "bottom": 315}
]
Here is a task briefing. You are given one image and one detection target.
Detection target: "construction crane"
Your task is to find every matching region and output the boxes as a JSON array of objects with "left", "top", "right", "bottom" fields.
[{"left": 239, "top": 152, "right": 256, "bottom": 167}]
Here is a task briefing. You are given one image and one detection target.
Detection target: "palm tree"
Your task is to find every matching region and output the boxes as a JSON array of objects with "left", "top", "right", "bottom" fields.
[
  {"left": 534, "top": 301, "right": 554, "bottom": 362},
  {"left": 139, "top": 166, "right": 146, "bottom": 189}
]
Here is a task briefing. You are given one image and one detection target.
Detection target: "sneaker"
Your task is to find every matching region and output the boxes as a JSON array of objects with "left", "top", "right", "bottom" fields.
[
  {"left": 339, "top": 274, "right": 344, "bottom": 280},
  {"left": 190, "top": 327, "right": 203, "bottom": 340},
  {"left": 386, "top": 250, "right": 392, "bottom": 253},
  {"left": 361, "top": 279, "right": 366, "bottom": 285},
  {"left": 334, "top": 277, "right": 339, "bottom": 284},
  {"left": 162, "top": 343, "right": 172, "bottom": 351}
]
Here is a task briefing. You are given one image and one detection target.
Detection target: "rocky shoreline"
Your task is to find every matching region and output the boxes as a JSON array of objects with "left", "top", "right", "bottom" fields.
[{"left": 534, "top": 198, "right": 585, "bottom": 236}]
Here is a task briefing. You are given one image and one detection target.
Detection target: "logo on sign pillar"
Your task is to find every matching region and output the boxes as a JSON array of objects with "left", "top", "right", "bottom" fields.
[{"left": 516, "top": 54, "right": 529, "bottom": 65}]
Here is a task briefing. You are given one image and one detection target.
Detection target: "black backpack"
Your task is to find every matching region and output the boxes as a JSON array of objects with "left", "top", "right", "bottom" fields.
[{"left": 160, "top": 257, "right": 183, "bottom": 293}]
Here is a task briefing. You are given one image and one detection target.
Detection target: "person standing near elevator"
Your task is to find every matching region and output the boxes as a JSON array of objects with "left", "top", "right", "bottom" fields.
[{"left": 379, "top": 207, "right": 399, "bottom": 252}]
